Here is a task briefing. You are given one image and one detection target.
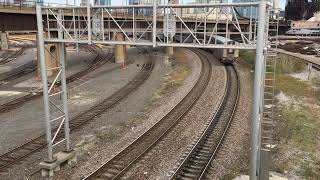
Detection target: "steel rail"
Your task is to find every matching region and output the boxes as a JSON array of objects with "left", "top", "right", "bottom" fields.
[
  {"left": 84, "top": 48, "right": 212, "bottom": 180},
  {"left": 0, "top": 47, "right": 153, "bottom": 174},
  {"left": 169, "top": 64, "right": 240, "bottom": 180},
  {"left": 199, "top": 66, "right": 240, "bottom": 179}
]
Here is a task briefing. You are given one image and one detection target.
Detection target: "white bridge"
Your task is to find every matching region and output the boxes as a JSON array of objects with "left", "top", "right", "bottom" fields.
[{"left": 38, "top": 2, "right": 262, "bottom": 49}]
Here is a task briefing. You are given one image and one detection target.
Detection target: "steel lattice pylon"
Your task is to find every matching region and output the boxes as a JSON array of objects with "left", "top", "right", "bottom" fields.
[{"left": 36, "top": 6, "right": 71, "bottom": 163}]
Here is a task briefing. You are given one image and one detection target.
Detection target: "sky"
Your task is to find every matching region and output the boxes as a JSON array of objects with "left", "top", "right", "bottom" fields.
[{"left": 49, "top": 0, "right": 287, "bottom": 9}]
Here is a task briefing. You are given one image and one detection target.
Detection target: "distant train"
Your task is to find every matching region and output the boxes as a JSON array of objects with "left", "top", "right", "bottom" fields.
[
  {"left": 286, "top": 29, "right": 320, "bottom": 36},
  {"left": 207, "top": 35, "right": 239, "bottom": 64},
  {"left": 174, "top": 34, "right": 239, "bottom": 63}
]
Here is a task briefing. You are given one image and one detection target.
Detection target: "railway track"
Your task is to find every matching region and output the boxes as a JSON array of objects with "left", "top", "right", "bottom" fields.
[
  {"left": 0, "top": 48, "right": 24, "bottom": 65},
  {"left": 169, "top": 65, "right": 240, "bottom": 179},
  {"left": 84, "top": 48, "right": 212, "bottom": 180},
  {"left": 0, "top": 45, "right": 112, "bottom": 114},
  {"left": 0, "top": 47, "right": 155, "bottom": 174}
]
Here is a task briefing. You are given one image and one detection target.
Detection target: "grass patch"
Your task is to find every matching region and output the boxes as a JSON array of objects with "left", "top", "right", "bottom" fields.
[
  {"left": 301, "top": 159, "right": 320, "bottom": 179},
  {"left": 284, "top": 107, "right": 319, "bottom": 151},
  {"left": 94, "top": 120, "right": 133, "bottom": 143},
  {"left": 273, "top": 161, "right": 288, "bottom": 174},
  {"left": 161, "top": 56, "right": 191, "bottom": 95},
  {"left": 275, "top": 74, "right": 320, "bottom": 99},
  {"left": 149, "top": 49, "right": 191, "bottom": 107},
  {"left": 274, "top": 105, "right": 320, "bottom": 178},
  {"left": 239, "top": 50, "right": 255, "bottom": 69},
  {"left": 222, "top": 174, "right": 237, "bottom": 180},
  {"left": 139, "top": 49, "right": 192, "bottom": 117},
  {"left": 275, "top": 75, "right": 314, "bottom": 97},
  {"left": 239, "top": 50, "right": 305, "bottom": 75},
  {"left": 95, "top": 128, "right": 120, "bottom": 143},
  {"left": 311, "top": 77, "right": 320, "bottom": 87},
  {"left": 275, "top": 54, "right": 305, "bottom": 74}
]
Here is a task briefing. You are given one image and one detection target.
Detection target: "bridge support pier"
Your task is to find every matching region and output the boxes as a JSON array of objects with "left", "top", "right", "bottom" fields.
[
  {"left": 1, "top": 32, "right": 9, "bottom": 50},
  {"left": 145, "top": 32, "right": 152, "bottom": 41},
  {"left": 115, "top": 33, "right": 126, "bottom": 69},
  {"left": 37, "top": 43, "right": 61, "bottom": 79},
  {"left": 165, "top": 47, "right": 174, "bottom": 58}
]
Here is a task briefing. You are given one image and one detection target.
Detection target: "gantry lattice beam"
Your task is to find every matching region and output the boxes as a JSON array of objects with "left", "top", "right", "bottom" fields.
[{"left": 38, "top": 2, "right": 260, "bottom": 49}]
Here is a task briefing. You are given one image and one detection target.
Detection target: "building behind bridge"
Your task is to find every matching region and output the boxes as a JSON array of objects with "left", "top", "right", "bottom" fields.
[{"left": 94, "top": 0, "right": 111, "bottom": 5}]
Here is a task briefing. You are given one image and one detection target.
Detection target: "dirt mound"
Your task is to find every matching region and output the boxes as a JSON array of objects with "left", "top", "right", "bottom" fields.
[{"left": 279, "top": 42, "right": 317, "bottom": 55}]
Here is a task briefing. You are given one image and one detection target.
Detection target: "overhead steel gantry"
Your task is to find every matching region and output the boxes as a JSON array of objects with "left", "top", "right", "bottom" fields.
[
  {"left": 38, "top": 2, "right": 260, "bottom": 49},
  {"left": 35, "top": 1, "right": 273, "bottom": 179}
]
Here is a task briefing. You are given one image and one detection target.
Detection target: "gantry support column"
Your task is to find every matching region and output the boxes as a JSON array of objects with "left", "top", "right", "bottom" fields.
[
  {"left": 250, "top": 0, "right": 267, "bottom": 180},
  {"left": 115, "top": 33, "right": 126, "bottom": 69},
  {"left": 36, "top": 5, "right": 75, "bottom": 177},
  {"left": 1, "top": 31, "right": 9, "bottom": 50}
]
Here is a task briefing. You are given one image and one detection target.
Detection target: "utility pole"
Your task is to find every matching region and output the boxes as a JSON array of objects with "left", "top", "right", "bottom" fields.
[
  {"left": 249, "top": 0, "right": 267, "bottom": 179},
  {"left": 152, "top": 0, "right": 157, "bottom": 47}
]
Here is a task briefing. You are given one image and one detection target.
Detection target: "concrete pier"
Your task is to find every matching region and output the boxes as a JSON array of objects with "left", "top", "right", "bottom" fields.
[
  {"left": 37, "top": 43, "right": 61, "bottom": 79},
  {"left": 145, "top": 32, "right": 152, "bottom": 41},
  {"left": 165, "top": 46, "right": 174, "bottom": 57},
  {"left": 1, "top": 32, "right": 9, "bottom": 50},
  {"left": 115, "top": 33, "right": 126, "bottom": 65}
]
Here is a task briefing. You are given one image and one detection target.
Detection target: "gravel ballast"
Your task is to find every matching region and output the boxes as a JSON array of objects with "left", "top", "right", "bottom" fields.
[
  {"left": 50, "top": 47, "right": 202, "bottom": 180},
  {"left": 205, "top": 64, "right": 253, "bottom": 179},
  {"left": 120, "top": 50, "right": 228, "bottom": 179}
]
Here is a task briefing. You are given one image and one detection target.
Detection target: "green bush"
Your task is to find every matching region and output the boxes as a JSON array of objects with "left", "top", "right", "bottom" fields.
[
  {"left": 239, "top": 50, "right": 255, "bottom": 67},
  {"left": 239, "top": 51, "right": 306, "bottom": 74}
]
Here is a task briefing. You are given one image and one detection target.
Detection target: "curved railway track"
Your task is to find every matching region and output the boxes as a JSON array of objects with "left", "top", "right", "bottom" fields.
[
  {"left": 0, "top": 45, "right": 113, "bottom": 114},
  {"left": 0, "top": 47, "right": 155, "bottom": 174},
  {"left": 84, "top": 48, "right": 212, "bottom": 180},
  {"left": 0, "top": 48, "right": 24, "bottom": 65},
  {"left": 169, "top": 65, "right": 240, "bottom": 180}
]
